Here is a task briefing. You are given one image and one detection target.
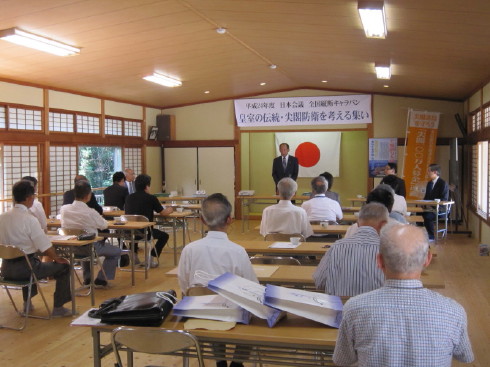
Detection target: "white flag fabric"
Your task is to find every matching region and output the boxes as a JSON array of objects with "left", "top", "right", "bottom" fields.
[{"left": 275, "top": 132, "right": 341, "bottom": 177}]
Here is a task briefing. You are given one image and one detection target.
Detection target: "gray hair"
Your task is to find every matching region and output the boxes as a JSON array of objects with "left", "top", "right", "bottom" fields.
[
  {"left": 311, "top": 176, "right": 328, "bottom": 194},
  {"left": 377, "top": 183, "right": 395, "bottom": 197},
  {"left": 201, "top": 193, "right": 232, "bottom": 229},
  {"left": 380, "top": 222, "right": 429, "bottom": 274},
  {"left": 277, "top": 178, "right": 297, "bottom": 200},
  {"left": 358, "top": 202, "right": 389, "bottom": 224}
]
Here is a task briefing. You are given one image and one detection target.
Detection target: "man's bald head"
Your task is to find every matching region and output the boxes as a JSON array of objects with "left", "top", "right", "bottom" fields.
[{"left": 379, "top": 223, "right": 430, "bottom": 276}]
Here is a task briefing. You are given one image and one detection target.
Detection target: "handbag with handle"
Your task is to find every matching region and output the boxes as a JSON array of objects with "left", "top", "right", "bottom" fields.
[{"left": 88, "top": 290, "right": 177, "bottom": 326}]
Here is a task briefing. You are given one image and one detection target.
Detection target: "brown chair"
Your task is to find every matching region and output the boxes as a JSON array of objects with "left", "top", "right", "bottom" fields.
[
  {"left": 111, "top": 326, "right": 204, "bottom": 367},
  {"left": 250, "top": 256, "right": 301, "bottom": 265},
  {"left": 0, "top": 244, "right": 51, "bottom": 330},
  {"left": 263, "top": 233, "right": 305, "bottom": 242}
]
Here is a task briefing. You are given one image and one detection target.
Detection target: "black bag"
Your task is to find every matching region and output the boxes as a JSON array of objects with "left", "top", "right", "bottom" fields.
[{"left": 88, "top": 291, "right": 177, "bottom": 326}]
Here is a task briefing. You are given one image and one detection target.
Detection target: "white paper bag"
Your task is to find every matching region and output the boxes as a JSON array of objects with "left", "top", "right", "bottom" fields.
[
  {"left": 264, "top": 284, "right": 343, "bottom": 328},
  {"left": 207, "top": 273, "right": 285, "bottom": 327},
  {"left": 173, "top": 295, "right": 251, "bottom": 324}
]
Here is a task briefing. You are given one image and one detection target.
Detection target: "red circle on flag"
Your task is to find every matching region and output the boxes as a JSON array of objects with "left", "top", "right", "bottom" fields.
[{"left": 295, "top": 142, "right": 320, "bottom": 167}]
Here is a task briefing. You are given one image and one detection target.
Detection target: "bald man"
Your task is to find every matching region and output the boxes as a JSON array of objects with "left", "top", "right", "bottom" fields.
[
  {"left": 62, "top": 175, "right": 102, "bottom": 214},
  {"left": 334, "top": 223, "right": 474, "bottom": 366}
]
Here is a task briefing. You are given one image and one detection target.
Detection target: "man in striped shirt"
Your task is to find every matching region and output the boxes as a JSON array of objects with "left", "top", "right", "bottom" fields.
[
  {"left": 333, "top": 223, "right": 474, "bottom": 366},
  {"left": 313, "top": 202, "right": 388, "bottom": 297}
]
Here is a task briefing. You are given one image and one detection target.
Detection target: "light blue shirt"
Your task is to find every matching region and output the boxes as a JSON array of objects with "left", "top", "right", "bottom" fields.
[{"left": 334, "top": 279, "right": 474, "bottom": 366}]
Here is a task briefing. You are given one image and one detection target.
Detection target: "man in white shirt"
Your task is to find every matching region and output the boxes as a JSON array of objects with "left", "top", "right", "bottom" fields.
[
  {"left": 0, "top": 181, "right": 71, "bottom": 317},
  {"left": 60, "top": 180, "right": 121, "bottom": 287},
  {"left": 301, "top": 176, "right": 343, "bottom": 222},
  {"left": 260, "top": 177, "right": 313, "bottom": 238},
  {"left": 22, "top": 176, "right": 47, "bottom": 232},
  {"left": 178, "top": 193, "right": 257, "bottom": 367},
  {"left": 178, "top": 193, "right": 257, "bottom": 294}
]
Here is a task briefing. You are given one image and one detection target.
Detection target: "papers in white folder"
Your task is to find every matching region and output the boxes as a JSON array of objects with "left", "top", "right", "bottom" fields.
[
  {"left": 173, "top": 295, "right": 251, "bottom": 324},
  {"left": 268, "top": 241, "right": 300, "bottom": 249},
  {"left": 264, "top": 284, "right": 343, "bottom": 328},
  {"left": 208, "top": 273, "right": 285, "bottom": 327}
]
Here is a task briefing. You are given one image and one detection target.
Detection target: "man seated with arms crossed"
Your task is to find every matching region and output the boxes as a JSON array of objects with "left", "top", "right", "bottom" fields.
[
  {"left": 334, "top": 223, "right": 474, "bottom": 366},
  {"left": 313, "top": 203, "right": 387, "bottom": 297},
  {"left": 125, "top": 174, "right": 172, "bottom": 267},
  {"left": 0, "top": 180, "right": 72, "bottom": 317},
  {"left": 301, "top": 176, "right": 343, "bottom": 223},
  {"left": 103, "top": 171, "right": 128, "bottom": 210},
  {"left": 260, "top": 177, "right": 313, "bottom": 239},
  {"left": 61, "top": 180, "right": 121, "bottom": 287},
  {"left": 178, "top": 193, "right": 257, "bottom": 367}
]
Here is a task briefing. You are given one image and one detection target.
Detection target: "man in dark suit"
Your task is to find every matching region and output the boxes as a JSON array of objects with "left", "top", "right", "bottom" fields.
[
  {"left": 63, "top": 175, "right": 103, "bottom": 214},
  {"left": 272, "top": 143, "right": 299, "bottom": 192},
  {"left": 422, "top": 163, "right": 449, "bottom": 241},
  {"left": 103, "top": 171, "right": 129, "bottom": 210},
  {"left": 384, "top": 162, "right": 406, "bottom": 197}
]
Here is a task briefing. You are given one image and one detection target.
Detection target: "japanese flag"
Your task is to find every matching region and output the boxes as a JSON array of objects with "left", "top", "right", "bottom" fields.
[{"left": 275, "top": 132, "right": 341, "bottom": 178}]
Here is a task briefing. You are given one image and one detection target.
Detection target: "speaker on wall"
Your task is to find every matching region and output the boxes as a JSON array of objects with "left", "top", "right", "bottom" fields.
[{"left": 156, "top": 114, "right": 175, "bottom": 141}]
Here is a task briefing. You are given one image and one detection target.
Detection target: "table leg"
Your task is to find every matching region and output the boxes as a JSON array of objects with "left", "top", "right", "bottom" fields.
[
  {"left": 173, "top": 219, "right": 177, "bottom": 265},
  {"left": 144, "top": 228, "right": 148, "bottom": 280},
  {"left": 90, "top": 242, "right": 95, "bottom": 306},
  {"left": 91, "top": 328, "right": 102, "bottom": 367},
  {"left": 131, "top": 230, "right": 135, "bottom": 286},
  {"left": 182, "top": 218, "right": 186, "bottom": 247}
]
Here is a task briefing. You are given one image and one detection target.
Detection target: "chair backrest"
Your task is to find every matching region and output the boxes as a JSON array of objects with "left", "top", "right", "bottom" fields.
[
  {"left": 58, "top": 228, "right": 85, "bottom": 236},
  {"left": 120, "top": 214, "right": 149, "bottom": 222},
  {"left": 264, "top": 233, "right": 305, "bottom": 242},
  {"left": 111, "top": 326, "right": 204, "bottom": 367},
  {"left": 186, "top": 286, "right": 216, "bottom": 297},
  {"left": 250, "top": 256, "right": 301, "bottom": 265},
  {"left": 310, "top": 220, "right": 338, "bottom": 225},
  {"left": 0, "top": 244, "right": 25, "bottom": 260}
]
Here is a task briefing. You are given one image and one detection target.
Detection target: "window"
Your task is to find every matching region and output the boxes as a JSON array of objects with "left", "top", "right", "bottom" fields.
[
  {"left": 484, "top": 105, "right": 490, "bottom": 129},
  {"left": 49, "top": 111, "right": 75, "bottom": 132},
  {"left": 105, "top": 118, "right": 123, "bottom": 135},
  {"left": 124, "top": 120, "right": 142, "bottom": 137},
  {"left": 124, "top": 147, "right": 142, "bottom": 175},
  {"left": 476, "top": 141, "right": 489, "bottom": 219},
  {"left": 49, "top": 146, "right": 77, "bottom": 215},
  {"left": 8, "top": 107, "right": 42, "bottom": 131},
  {"left": 79, "top": 146, "right": 122, "bottom": 189},
  {"left": 0, "top": 106, "right": 6, "bottom": 129},
  {"left": 77, "top": 114, "right": 100, "bottom": 134},
  {"left": 0, "top": 144, "right": 38, "bottom": 212}
]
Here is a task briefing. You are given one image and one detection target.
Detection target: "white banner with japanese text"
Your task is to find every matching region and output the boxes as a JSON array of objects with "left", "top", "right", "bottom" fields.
[
  {"left": 234, "top": 94, "right": 372, "bottom": 127},
  {"left": 403, "top": 110, "right": 440, "bottom": 199}
]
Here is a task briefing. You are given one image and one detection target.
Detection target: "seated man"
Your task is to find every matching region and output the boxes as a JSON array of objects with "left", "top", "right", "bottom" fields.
[
  {"left": 125, "top": 174, "right": 172, "bottom": 267},
  {"left": 178, "top": 193, "right": 257, "bottom": 367},
  {"left": 301, "top": 176, "right": 343, "bottom": 222},
  {"left": 383, "top": 162, "right": 406, "bottom": 197},
  {"left": 345, "top": 185, "right": 406, "bottom": 238},
  {"left": 60, "top": 180, "right": 121, "bottom": 287},
  {"left": 320, "top": 171, "right": 340, "bottom": 203},
  {"left": 103, "top": 171, "right": 129, "bottom": 210},
  {"left": 380, "top": 174, "right": 408, "bottom": 216},
  {"left": 334, "top": 223, "right": 474, "bottom": 366},
  {"left": 423, "top": 163, "right": 449, "bottom": 241},
  {"left": 260, "top": 178, "right": 313, "bottom": 239},
  {"left": 0, "top": 181, "right": 71, "bottom": 317},
  {"left": 63, "top": 174, "right": 103, "bottom": 214},
  {"left": 313, "top": 203, "right": 387, "bottom": 297}
]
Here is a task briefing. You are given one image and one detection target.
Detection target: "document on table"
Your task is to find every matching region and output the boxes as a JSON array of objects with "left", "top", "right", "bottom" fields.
[
  {"left": 268, "top": 241, "right": 299, "bottom": 249},
  {"left": 48, "top": 235, "right": 77, "bottom": 241},
  {"left": 252, "top": 265, "right": 279, "bottom": 277}
]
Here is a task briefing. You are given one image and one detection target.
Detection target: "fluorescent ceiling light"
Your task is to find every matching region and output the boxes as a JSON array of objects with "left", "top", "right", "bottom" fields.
[
  {"left": 358, "top": 1, "right": 387, "bottom": 39},
  {"left": 0, "top": 27, "right": 80, "bottom": 56},
  {"left": 375, "top": 64, "right": 391, "bottom": 79},
  {"left": 143, "top": 73, "right": 182, "bottom": 87}
]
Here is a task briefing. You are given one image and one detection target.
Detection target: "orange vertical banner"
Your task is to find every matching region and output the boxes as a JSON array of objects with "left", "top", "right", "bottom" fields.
[{"left": 403, "top": 110, "right": 440, "bottom": 200}]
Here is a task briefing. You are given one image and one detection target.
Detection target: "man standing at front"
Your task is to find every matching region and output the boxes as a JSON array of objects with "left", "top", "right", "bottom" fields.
[
  {"left": 0, "top": 181, "right": 72, "bottom": 317},
  {"left": 333, "top": 223, "right": 474, "bottom": 366},
  {"left": 422, "top": 163, "right": 449, "bottom": 241},
  {"left": 124, "top": 168, "right": 136, "bottom": 194},
  {"left": 272, "top": 143, "right": 299, "bottom": 192}
]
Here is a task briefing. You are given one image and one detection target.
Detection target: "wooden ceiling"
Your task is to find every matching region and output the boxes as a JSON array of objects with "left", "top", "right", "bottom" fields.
[{"left": 1, "top": 0, "right": 490, "bottom": 108}]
